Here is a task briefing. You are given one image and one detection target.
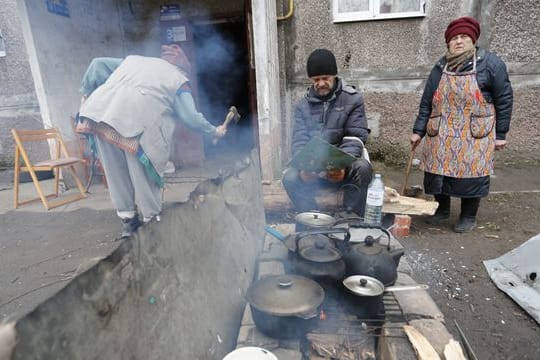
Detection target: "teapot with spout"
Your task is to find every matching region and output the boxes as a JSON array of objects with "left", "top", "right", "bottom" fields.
[{"left": 343, "top": 226, "right": 404, "bottom": 286}]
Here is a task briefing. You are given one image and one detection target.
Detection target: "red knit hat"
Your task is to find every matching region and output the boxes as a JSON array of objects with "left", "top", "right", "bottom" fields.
[{"left": 444, "top": 16, "right": 480, "bottom": 43}]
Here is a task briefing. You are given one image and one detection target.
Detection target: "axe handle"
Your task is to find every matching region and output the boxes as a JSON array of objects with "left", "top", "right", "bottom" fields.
[
  {"left": 213, "top": 106, "right": 240, "bottom": 144},
  {"left": 401, "top": 148, "right": 415, "bottom": 195}
]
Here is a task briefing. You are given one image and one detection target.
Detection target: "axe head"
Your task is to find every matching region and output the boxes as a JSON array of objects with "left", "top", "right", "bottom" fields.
[
  {"left": 228, "top": 106, "right": 241, "bottom": 123},
  {"left": 223, "top": 106, "right": 241, "bottom": 127}
]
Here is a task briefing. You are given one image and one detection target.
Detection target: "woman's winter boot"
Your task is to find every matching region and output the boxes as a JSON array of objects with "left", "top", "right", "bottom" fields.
[{"left": 454, "top": 197, "right": 480, "bottom": 233}]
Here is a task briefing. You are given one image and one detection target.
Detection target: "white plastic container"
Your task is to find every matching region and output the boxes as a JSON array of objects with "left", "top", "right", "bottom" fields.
[
  {"left": 364, "top": 173, "right": 385, "bottom": 225},
  {"left": 223, "top": 346, "right": 278, "bottom": 360}
]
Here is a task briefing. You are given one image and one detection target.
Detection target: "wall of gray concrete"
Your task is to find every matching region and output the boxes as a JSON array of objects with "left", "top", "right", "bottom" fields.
[
  {"left": 16, "top": 0, "right": 125, "bottom": 153},
  {"left": 278, "top": 0, "right": 540, "bottom": 167},
  {"left": 11, "top": 150, "right": 265, "bottom": 360},
  {"left": 0, "top": 0, "right": 42, "bottom": 165}
]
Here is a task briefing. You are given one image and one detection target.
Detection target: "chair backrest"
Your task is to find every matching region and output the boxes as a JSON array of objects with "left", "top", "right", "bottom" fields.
[
  {"left": 11, "top": 128, "right": 69, "bottom": 162},
  {"left": 11, "top": 127, "right": 87, "bottom": 210}
]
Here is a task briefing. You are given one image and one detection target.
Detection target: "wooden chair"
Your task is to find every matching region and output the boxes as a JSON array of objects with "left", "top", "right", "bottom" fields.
[{"left": 11, "top": 128, "right": 87, "bottom": 210}]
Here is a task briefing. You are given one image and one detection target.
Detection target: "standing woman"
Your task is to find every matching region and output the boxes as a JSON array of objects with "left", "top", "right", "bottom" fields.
[{"left": 410, "top": 16, "right": 513, "bottom": 233}]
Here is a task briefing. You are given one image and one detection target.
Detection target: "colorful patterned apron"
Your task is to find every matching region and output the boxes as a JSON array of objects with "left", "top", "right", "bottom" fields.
[{"left": 422, "top": 55, "right": 496, "bottom": 178}]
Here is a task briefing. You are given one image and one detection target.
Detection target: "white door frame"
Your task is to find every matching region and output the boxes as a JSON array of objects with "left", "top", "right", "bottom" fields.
[{"left": 251, "top": 0, "right": 282, "bottom": 181}]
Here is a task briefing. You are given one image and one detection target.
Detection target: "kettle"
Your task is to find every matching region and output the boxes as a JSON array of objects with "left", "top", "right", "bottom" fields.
[
  {"left": 343, "top": 227, "right": 404, "bottom": 286},
  {"left": 291, "top": 228, "right": 350, "bottom": 282}
]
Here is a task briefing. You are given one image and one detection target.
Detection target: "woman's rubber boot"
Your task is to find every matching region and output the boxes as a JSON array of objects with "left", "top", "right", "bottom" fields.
[
  {"left": 425, "top": 194, "right": 450, "bottom": 224},
  {"left": 454, "top": 216, "right": 477, "bottom": 233},
  {"left": 454, "top": 197, "right": 480, "bottom": 233}
]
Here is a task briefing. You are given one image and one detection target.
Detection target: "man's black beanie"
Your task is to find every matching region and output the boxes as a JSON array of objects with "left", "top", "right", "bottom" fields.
[{"left": 306, "top": 49, "right": 338, "bottom": 77}]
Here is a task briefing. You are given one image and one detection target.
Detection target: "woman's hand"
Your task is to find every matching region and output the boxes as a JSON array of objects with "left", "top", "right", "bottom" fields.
[
  {"left": 410, "top": 133, "right": 422, "bottom": 151},
  {"left": 214, "top": 125, "right": 227, "bottom": 138},
  {"left": 495, "top": 139, "right": 507, "bottom": 150}
]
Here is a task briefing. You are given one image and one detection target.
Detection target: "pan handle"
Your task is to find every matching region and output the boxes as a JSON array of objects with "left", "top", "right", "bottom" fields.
[
  {"left": 384, "top": 284, "right": 429, "bottom": 292},
  {"left": 264, "top": 226, "right": 287, "bottom": 242}
]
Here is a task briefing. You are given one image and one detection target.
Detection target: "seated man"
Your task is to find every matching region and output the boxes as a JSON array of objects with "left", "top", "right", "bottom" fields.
[{"left": 282, "top": 49, "right": 372, "bottom": 216}]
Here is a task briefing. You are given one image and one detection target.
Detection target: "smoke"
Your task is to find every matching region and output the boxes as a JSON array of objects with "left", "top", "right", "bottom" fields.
[
  {"left": 192, "top": 23, "right": 248, "bottom": 123},
  {"left": 191, "top": 21, "right": 253, "bottom": 153}
]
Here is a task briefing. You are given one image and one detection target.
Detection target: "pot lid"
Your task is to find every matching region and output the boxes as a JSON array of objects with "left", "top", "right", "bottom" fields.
[
  {"left": 343, "top": 275, "right": 385, "bottom": 296},
  {"left": 299, "top": 237, "right": 342, "bottom": 262},
  {"left": 295, "top": 212, "right": 336, "bottom": 227},
  {"left": 223, "top": 347, "right": 278, "bottom": 360},
  {"left": 246, "top": 275, "right": 324, "bottom": 316}
]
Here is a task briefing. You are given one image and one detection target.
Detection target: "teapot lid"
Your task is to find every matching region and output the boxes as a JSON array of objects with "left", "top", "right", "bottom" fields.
[
  {"left": 353, "top": 235, "right": 383, "bottom": 255},
  {"left": 299, "top": 237, "right": 342, "bottom": 262}
]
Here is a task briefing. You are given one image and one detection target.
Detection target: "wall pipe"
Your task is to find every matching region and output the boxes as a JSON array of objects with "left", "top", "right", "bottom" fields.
[{"left": 277, "top": 0, "right": 294, "bottom": 21}]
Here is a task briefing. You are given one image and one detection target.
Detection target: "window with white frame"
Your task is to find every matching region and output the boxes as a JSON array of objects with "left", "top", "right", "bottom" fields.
[{"left": 333, "top": 0, "right": 426, "bottom": 22}]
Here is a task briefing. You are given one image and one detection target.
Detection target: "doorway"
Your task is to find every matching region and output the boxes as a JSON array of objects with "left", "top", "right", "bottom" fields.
[{"left": 191, "top": 14, "right": 255, "bottom": 155}]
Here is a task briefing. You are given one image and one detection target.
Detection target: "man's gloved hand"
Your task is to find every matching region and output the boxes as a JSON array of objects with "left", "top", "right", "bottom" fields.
[
  {"left": 326, "top": 168, "right": 346, "bottom": 183},
  {"left": 299, "top": 170, "right": 318, "bottom": 183}
]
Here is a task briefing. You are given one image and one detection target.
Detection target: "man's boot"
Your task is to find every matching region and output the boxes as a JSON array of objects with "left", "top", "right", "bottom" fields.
[
  {"left": 454, "top": 197, "right": 480, "bottom": 233},
  {"left": 425, "top": 194, "right": 451, "bottom": 224},
  {"left": 121, "top": 216, "right": 140, "bottom": 238}
]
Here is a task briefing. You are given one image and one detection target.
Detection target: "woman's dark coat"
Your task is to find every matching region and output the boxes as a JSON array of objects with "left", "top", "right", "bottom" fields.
[{"left": 413, "top": 47, "right": 513, "bottom": 141}]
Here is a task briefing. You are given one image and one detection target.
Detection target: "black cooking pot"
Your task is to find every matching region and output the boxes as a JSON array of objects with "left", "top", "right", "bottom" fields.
[
  {"left": 342, "top": 275, "right": 428, "bottom": 320},
  {"left": 341, "top": 275, "right": 385, "bottom": 320},
  {"left": 246, "top": 275, "right": 324, "bottom": 339}
]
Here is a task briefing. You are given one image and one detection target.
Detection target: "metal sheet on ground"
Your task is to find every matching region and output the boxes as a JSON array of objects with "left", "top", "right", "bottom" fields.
[{"left": 483, "top": 234, "right": 540, "bottom": 324}]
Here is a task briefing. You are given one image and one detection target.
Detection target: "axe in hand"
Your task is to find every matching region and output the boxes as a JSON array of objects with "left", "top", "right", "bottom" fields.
[{"left": 213, "top": 106, "right": 241, "bottom": 144}]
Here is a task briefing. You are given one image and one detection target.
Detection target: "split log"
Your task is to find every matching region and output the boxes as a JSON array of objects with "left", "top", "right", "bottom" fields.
[
  {"left": 402, "top": 324, "right": 441, "bottom": 360},
  {"left": 443, "top": 339, "right": 467, "bottom": 360}
]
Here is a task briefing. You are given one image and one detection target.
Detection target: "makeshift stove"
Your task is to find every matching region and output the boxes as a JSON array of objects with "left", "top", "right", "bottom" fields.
[
  {"left": 247, "top": 224, "right": 412, "bottom": 359},
  {"left": 299, "top": 282, "right": 407, "bottom": 360}
]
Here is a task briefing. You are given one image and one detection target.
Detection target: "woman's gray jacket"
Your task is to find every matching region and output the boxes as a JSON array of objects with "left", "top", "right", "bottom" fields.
[
  {"left": 292, "top": 77, "right": 370, "bottom": 158},
  {"left": 413, "top": 47, "right": 513, "bottom": 140}
]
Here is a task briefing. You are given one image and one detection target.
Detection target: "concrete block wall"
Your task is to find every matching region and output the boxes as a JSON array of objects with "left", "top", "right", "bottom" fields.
[
  {"left": 279, "top": 0, "right": 540, "bottom": 167},
  {"left": 10, "top": 150, "right": 266, "bottom": 360},
  {"left": 0, "top": 0, "right": 40, "bottom": 165}
]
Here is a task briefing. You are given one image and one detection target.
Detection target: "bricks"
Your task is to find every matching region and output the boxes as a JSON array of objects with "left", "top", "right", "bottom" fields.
[
  {"left": 259, "top": 237, "right": 289, "bottom": 261},
  {"left": 241, "top": 305, "right": 254, "bottom": 326},
  {"left": 278, "top": 338, "right": 301, "bottom": 350},
  {"left": 378, "top": 322, "right": 417, "bottom": 360},
  {"left": 272, "top": 347, "right": 303, "bottom": 360},
  {"left": 260, "top": 224, "right": 293, "bottom": 261},
  {"left": 236, "top": 325, "right": 279, "bottom": 350},
  {"left": 396, "top": 259, "right": 413, "bottom": 276},
  {"left": 392, "top": 273, "right": 445, "bottom": 322},
  {"left": 257, "top": 260, "right": 285, "bottom": 279}
]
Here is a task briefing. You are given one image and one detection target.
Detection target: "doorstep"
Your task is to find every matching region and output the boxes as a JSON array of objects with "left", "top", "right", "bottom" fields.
[{"left": 234, "top": 223, "right": 457, "bottom": 359}]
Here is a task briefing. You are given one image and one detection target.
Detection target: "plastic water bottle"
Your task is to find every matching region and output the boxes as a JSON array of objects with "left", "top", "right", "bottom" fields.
[{"left": 364, "top": 173, "right": 385, "bottom": 225}]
